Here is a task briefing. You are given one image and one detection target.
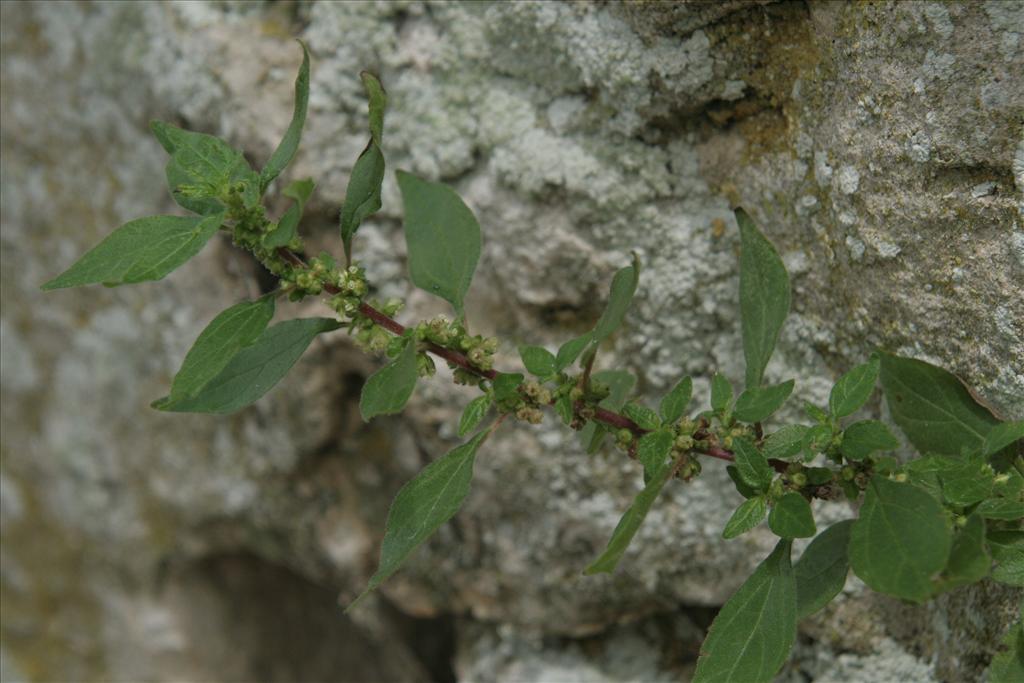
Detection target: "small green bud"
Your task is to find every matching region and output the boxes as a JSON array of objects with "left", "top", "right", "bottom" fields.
[
  {"left": 569, "top": 387, "right": 584, "bottom": 402},
  {"left": 841, "top": 466, "right": 855, "bottom": 481},
  {"left": 616, "top": 428, "right": 633, "bottom": 445},
  {"left": 893, "top": 472, "right": 908, "bottom": 483},
  {"left": 790, "top": 472, "right": 808, "bottom": 487}
]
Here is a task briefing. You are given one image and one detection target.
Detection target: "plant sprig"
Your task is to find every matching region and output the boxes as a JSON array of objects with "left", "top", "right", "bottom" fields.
[{"left": 43, "top": 46, "right": 1023, "bottom": 682}]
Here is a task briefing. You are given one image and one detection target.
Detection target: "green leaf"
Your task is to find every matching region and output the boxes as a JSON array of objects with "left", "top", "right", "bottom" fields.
[
  {"left": 555, "top": 333, "right": 592, "bottom": 371},
  {"left": 736, "top": 208, "right": 791, "bottom": 390},
  {"left": 623, "top": 403, "right": 660, "bottom": 431},
  {"left": 764, "top": 425, "right": 809, "bottom": 460},
  {"left": 710, "top": 373, "right": 733, "bottom": 414},
  {"left": 693, "top": 539, "right": 797, "bottom": 683},
  {"left": 360, "top": 339, "right": 419, "bottom": 421},
  {"left": 340, "top": 142, "right": 385, "bottom": 264},
  {"left": 769, "top": 492, "right": 816, "bottom": 539},
  {"left": 733, "top": 437, "right": 773, "bottom": 491},
  {"left": 722, "top": 495, "right": 768, "bottom": 539},
  {"left": 264, "top": 178, "right": 316, "bottom": 248},
  {"left": 803, "top": 401, "right": 830, "bottom": 424},
  {"left": 733, "top": 380, "right": 795, "bottom": 423},
  {"left": 985, "top": 420, "right": 1024, "bottom": 456},
  {"left": 727, "top": 465, "right": 758, "bottom": 499},
  {"left": 260, "top": 41, "right": 310, "bottom": 192},
  {"left": 578, "top": 370, "right": 635, "bottom": 453},
  {"left": 849, "top": 477, "right": 952, "bottom": 603},
  {"left": 360, "top": 71, "right": 387, "bottom": 146},
  {"left": 988, "top": 531, "right": 1024, "bottom": 586},
  {"left": 659, "top": 376, "right": 693, "bottom": 424},
  {"left": 397, "top": 170, "right": 482, "bottom": 316},
  {"left": 879, "top": 353, "right": 1000, "bottom": 457},
  {"left": 153, "top": 317, "right": 339, "bottom": 414},
  {"left": 975, "top": 498, "right": 1024, "bottom": 521},
  {"left": 637, "top": 429, "right": 674, "bottom": 483},
  {"left": 584, "top": 457, "right": 675, "bottom": 575},
  {"left": 987, "top": 609, "right": 1024, "bottom": 683},
  {"left": 492, "top": 372, "right": 524, "bottom": 403},
  {"left": 166, "top": 296, "right": 276, "bottom": 401},
  {"left": 839, "top": 420, "right": 899, "bottom": 461},
  {"left": 592, "top": 254, "right": 640, "bottom": 343},
  {"left": 555, "top": 394, "right": 573, "bottom": 425},
  {"left": 42, "top": 213, "right": 224, "bottom": 290},
  {"left": 151, "top": 121, "right": 258, "bottom": 215},
  {"left": 458, "top": 395, "right": 490, "bottom": 437},
  {"left": 829, "top": 356, "right": 880, "bottom": 418},
  {"left": 934, "top": 456, "right": 995, "bottom": 506},
  {"left": 794, "top": 520, "right": 853, "bottom": 619},
  {"left": 349, "top": 429, "right": 490, "bottom": 609},
  {"left": 519, "top": 345, "right": 556, "bottom": 377},
  {"left": 936, "top": 514, "right": 989, "bottom": 591},
  {"left": 802, "top": 424, "right": 834, "bottom": 461}
]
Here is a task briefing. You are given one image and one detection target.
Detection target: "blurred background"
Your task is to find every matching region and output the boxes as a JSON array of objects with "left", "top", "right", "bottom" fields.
[{"left": 1, "top": 1, "right": 1021, "bottom": 681}]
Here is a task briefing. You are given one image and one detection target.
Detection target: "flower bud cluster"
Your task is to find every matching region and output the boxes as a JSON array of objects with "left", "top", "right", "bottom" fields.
[
  {"left": 326, "top": 264, "right": 370, "bottom": 315},
  {"left": 414, "top": 316, "right": 498, "bottom": 373}
]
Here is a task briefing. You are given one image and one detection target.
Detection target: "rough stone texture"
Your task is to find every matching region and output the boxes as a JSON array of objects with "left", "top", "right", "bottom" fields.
[{"left": 1, "top": 1, "right": 1021, "bottom": 681}]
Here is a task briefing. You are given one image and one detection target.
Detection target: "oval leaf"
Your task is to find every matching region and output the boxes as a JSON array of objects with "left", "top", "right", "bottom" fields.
[
  {"left": 764, "top": 425, "right": 809, "bottom": 460},
  {"left": 693, "top": 539, "right": 797, "bottom": 683},
  {"left": 736, "top": 208, "right": 791, "bottom": 389},
  {"left": 660, "top": 376, "right": 693, "bottom": 424},
  {"left": 849, "top": 477, "right": 952, "bottom": 603},
  {"left": 734, "top": 379, "right": 795, "bottom": 423},
  {"left": 153, "top": 317, "right": 339, "bottom": 414},
  {"left": 397, "top": 171, "right": 482, "bottom": 316},
  {"left": 42, "top": 213, "right": 223, "bottom": 290},
  {"left": 360, "top": 71, "right": 387, "bottom": 146},
  {"left": 879, "top": 353, "right": 1000, "bottom": 457},
  {"left": 710, "top": 373, "right": 733, "bottom": 414},
  {"left": 167, "top": 296, "right": 276, "bottom": 401},
  {"left": 794, "top": 519, "right": 853, "bottom": 619},
  {"left": 723, "top": 495, "right": 768, "bottom": 539},
  {"left": 839, "top": 420, "right": 899, "bottom": 461},
  {"left": 637, "top": 429, "right": 674, "bottom": 483},
  {"left": 519, "top": 345, "right": 556, "bottom": 377},
  {"left": 340, "top": 142, "right": 386, "bottom": 263},
  {"left": 769, "top": 492, "right": 816, "bottom": 539},
  {"left": 360, "top": 340, "right": 419, "bottom": 421},
  {"left": 734, "top": 438, "right": 773, "bottom": 491},
  {"left": 936, "top": 514, "right": 989, "bottom": 592},
  {"left": 555, "top": 333, "right": 592, "bottom": 371},
  {"left": 348, "top": 429, "right": 490, "bottom": 610},
  {"left": 829, "top": 356, "right": 879, "bottom": 418}
]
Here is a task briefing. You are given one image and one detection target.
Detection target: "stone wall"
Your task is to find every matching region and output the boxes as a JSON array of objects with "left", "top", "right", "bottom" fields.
[{"left": 1, "top": 1, "right": 1021, "bottom": 681}]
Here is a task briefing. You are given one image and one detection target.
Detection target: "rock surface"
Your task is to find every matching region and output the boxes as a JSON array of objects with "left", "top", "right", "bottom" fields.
[{"left": 1, "top": 1, "right": 1021, "bottom": 681}]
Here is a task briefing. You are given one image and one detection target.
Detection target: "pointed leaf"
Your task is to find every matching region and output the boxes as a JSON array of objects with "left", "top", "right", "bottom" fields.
[
  {"left": 584, "top": 457, "right": 675, "bottom": 575},
  {"left": 849, "top": 477, "right": 952, "bottom": 603},
  {"left": 975, "top": 498, "right": 1024, "bottom": 521},
  {"left": 340, "top": 142, "right": 386, "bottom": 263},
  {"left": 360, "top": 339, "right": 419, "bottom": 421},
  {"left": 722, "top": 495, "right": 768, "bottom": 539},
  {"left": 988, "top": 531, "right": 1024, "bottom": 586},
  {"left": 660, "top": 376, "right": 693, "bottom": 424},
  {"left": 934, "top": 456, "right": 995, "bottom": 506},
  {"left": 623, "top": 403, "right": 660, "bottom": 431},
  {"left": 727, "top": 465, "right": 758, "bottom": 499},
  {"left": 769, "top": 492, "right": 816, "bottom": 539},
  {"left": 710, "top": 373, "right": 733, "bottom": 414},
  {"left": 794, "top": 520, "right": 853, "bottom": 619},
  {"left": 985, "top": 420, "right": 1024, "bottom": 456},
  {"left": 518, "top": 345, "right": 556, "bottom": 377},
  {"left": 592, "top": 254, "right": 640, "bottom": 343},
  {"left": 829, "top": 356, "right": 880, "bottom": 418},
  {"left": 360, "top": 71, "right": 387, "bottom": 146},
  {"left": 879, "top": 353, "right": 1000, "bottom": 457},
  {"left": 936, "top": 514, "right": 989, "bottom": 591},
  {"left": 397, "top": 170, "right": 481, "bottom": 316},
  {"left": 736, "top": 208, "right": 790, "bottom": 389},
  {"left": 734, "top": 437, "right": 773, "bottom": 491},
  {"left": 458, "top": 395, "right": 490, "bottom": 437},
  {"left": 167, "top": 296, "right": 275, "bottom": 401},
  {"left": 492, "top": 372, "right": 524, "bottom": 403},
  {"left": 578, "top": 370, "right": 635, "bottom": 452},
  {"left": 153, "top": 317, "right": 339, "bottom": 414},
  {"left": 349, "top": 430, "right": 489, "bottom": 609},
  {"left": 555, "top": 333, "right": 592, "bottom": 371},
  {"left": 693, "top": 539, "right": 797, "bottom": 683},
  {"left": 555, "top": 394, "right": 573, "bottom": 424},
  {"left": 265, "top": 178, "right": 315, "bottom": 248},
  {"left": 839, "top": 420, "right": 899, "bottom": 461},
  {"left": 260, "top": 41, "right": 310, "bottom": 192},
  {"left": 637, "top": 429, "right": 674, "bottom": 483},
  {"left": 734, "top": 379, "right": 795, "bottom": 423},
  {"left": 764, "top": 425, "right": 809, "bottom": 460},
  {"left": 43, "top": 213, "right": 223, "bottom": 290}
]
